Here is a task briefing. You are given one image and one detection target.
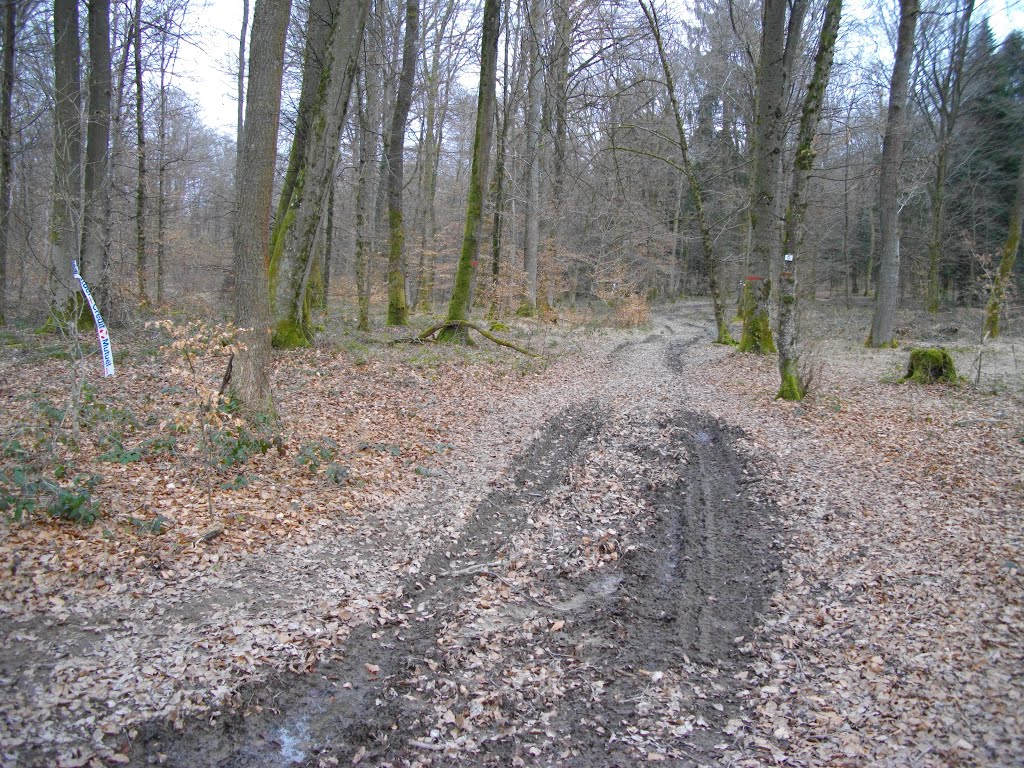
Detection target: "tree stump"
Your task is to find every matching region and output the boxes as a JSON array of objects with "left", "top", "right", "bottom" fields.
[{"left": 905, "top": 347, "right": 958, "bottom": 384}]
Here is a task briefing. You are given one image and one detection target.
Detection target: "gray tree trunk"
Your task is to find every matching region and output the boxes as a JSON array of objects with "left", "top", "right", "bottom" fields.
[
  {"left": 50, "top": 0, "right": 83, "bottom": 316},
  {"left": 522, "top": 0, "right": 543, "bottom": 316},
  {"left": 0, "top": 0, "right": 17, "bottom": 325},
  {"left": 777, "top": 0, "right": 843, "bottom": 400},
  {"left": 270, "top": 0, "right": 370, "bottom": 346},
  {"left": 640, "top": 0, "right": 733, "bottom": 344},
  {"left": 233, "top": 0, "right": 292, "bottom": 411},
  {"left": 385, "top": 0, "right": 419, "bottom": 326},
  {"left": 869, "top": 0, "right": 919, "bottom": 347},
  {"left": 81, "top": 0, "right": 111, "bottom": 305},
  {"left": 739, "top": 0, "right": 795, "bottom": 354},
  {"left": 133, "top": 0, "right": 146, "bottom": 305},
  {"left": 441, "top": 0, "right": 500, "bottom": 337}
]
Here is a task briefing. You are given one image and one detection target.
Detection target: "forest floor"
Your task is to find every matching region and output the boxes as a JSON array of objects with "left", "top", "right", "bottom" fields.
[{"left": 1, "top": 298, "right": 1022, "bottom": 767}]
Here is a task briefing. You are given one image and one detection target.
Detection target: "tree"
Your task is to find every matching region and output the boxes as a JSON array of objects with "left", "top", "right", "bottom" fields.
[
  {"left": 0, "top": 0, "right": 18, "bottom": 325},
  {"left": 739, "top": 0, "right": 807, "bottom": 354},
  {"left": 233, "top": 0, "right": 292, "bottom": 410},
  {"left": 270, "top": 0, "right": 371, "bottom": 347},
  {"left": 521, "top": 0, "right": 543, "bottom": 317},
  {"left": 132, "top": 0, "right": 147, "bottom": 304},
  {"left": 868, "top": 0, "right": 920, "bottom": 347},
  {"left": 440, "top": 0, "right": 500, "bottom": 340},
  {"left": 776, "top": 0, "right": 843, "bottom": 400},
  {"left": 640, "top": 0, "right": 733, "bottom": 344},
  {"left": 385, "top": 0, "right": 420, "bottom": 326},
  {"left": 50, "top": 0, "right": 83, "bottom": 317},
  {"left": 353, "top": 0, "right": 384, "bottom": 331},
  {"left": 80, "top": 0, "right": 111, "bottom": 304},
  {"left": 918, "top": 0, "right": 975, "bottom": 313},
  {"left": 985, "top": 153, "right": 1024, "bottom": 337}
]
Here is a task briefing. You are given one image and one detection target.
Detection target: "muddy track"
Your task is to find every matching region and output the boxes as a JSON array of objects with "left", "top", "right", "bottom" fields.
[
  {"left": 125, "top": 404, "right": 606, "bottom": 767},
  {"left": 122, "top": 319, "right": 779, "bottom": 768}
]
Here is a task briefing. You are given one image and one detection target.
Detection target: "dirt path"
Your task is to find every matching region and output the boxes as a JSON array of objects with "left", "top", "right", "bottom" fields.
[
  {"left": 10, "top": 301, "right": 1021, "bottom": 767},
  {"left": 119, "top": 309, "right": 780, "bottom": 767}
]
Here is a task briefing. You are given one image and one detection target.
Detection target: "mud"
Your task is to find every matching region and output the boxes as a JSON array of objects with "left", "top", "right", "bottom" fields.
[{"left": 122, "top": 319, "right": 780, "bottom": 768}]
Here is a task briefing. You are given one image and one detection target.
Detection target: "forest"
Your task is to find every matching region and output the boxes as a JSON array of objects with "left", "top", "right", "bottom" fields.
[{"left": 0, "top": 0, "right": 1022, "bottom": 765}]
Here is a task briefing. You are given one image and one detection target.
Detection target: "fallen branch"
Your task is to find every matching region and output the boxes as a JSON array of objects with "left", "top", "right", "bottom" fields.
[
  {"left": 410, "top": 320, "right": 543, "bottom": 358},
  {"left": 196, "top": 526, "right": 224, "bottom": 544}
]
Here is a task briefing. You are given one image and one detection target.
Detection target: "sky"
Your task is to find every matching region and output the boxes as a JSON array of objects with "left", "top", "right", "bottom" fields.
[{"left": 177, "top": 0, "right": 1024, "bottom": 135}]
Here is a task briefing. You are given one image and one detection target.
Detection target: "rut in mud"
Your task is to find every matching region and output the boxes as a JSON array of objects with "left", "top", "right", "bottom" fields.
[{"left": 124, "top": 323, "right": 780, "bottom": 767}]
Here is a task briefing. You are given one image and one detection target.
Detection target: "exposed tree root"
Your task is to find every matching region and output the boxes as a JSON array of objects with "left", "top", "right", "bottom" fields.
[{"left": 397, "top": 320, "right": 543, "bottom": 358}]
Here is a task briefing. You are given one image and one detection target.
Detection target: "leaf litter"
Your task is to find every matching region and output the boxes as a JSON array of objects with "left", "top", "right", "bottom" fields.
[{"left": 1, "top": 302, "right": 1022, "bottom": 767}]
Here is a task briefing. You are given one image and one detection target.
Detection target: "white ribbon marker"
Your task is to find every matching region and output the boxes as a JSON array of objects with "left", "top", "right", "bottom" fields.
[{"left": 72, "top": 260, "right": 115, "bottom": 377}]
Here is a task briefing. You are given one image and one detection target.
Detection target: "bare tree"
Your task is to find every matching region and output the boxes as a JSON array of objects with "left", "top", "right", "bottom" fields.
[
  {"left": 270, "top": 0, "right": 370, "bottom": 346},
  {"left": 739, "top": 0, "right": 807, "bottom": 354},
  {"left": 521, "top": 0, "right": 543, "bottom": 316},
  {"left": 0, "top": 0, "right": 19, "bottom": 325},
  {"left": 869, "top": 0, "right": 920, "bottom": 347},
  {"left": 777, "top": 0, "right": 843, "bottom": 400},
  {"left": 985, "top": 153, "right": 1024, "bottom": 338},
  {"left": 385, "top": 0, "right": 420, "bottom": 326},
  {"left": 640, "top": 0, "right": 733, "bottom": 344},
  {"left": 440, "top": 0, "right": 500, "bottom": 340},
  {"left": 50, "top": 0, "right": 83, "bottom": 316},
  {"left": 233, "top": 0, "right": 292, "bottom": 410},
  {"left": 80, "top": 0, "right": 111, "bottom": 304}
]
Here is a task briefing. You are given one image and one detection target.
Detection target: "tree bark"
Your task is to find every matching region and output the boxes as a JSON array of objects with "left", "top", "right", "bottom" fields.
[
  {"left": 233, "top": 0, "right": 292, "bottom": 411},
  {"left": 81, "top": 0, "right": 111, "bottom": 305},
  {"left": 440, "top": 0, "right": 500, "bottom": 340},
  {"left": 270, "top": 0, "right": 370, "bottom": 346},
  {"left": 354, "top": 11, "right": 383, "bottom": 332},
  {"left": 985, "top": 153, "right": 1024, "bottom": 338},
  {"left": 50, "top": 0, "right": 83, "bottom": 316},
  {"left": 739, "top": 0, "right": 796, "bottom": 354},
  {"left": 133, "top": 0, "right": 146, "bottom": 305},
  {"left": 521, "top": 0, "right": 543, "bottom": 316},
  {"left": 385, "top": 0, "right": 419, "bottom": 326},
  {"left": 0, "top": 0, "right": 17, "bottom": 325},
  {"left": 236, "top": 0, "right": 249, "bottom": 177},
  {"left": 777, "top": 0, "right": 843, "bottom": 400},
  {"left": 868, "top": 0, "right": 919, "bottom": 347}
]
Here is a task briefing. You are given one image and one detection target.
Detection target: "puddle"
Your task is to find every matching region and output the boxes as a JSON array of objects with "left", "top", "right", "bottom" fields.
[{"left": 274, "top": 717, "right": 310, "bottom": 764}]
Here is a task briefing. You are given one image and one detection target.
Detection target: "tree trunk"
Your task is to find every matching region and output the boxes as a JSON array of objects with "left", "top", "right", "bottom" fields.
[
  {"left": 0, "top": 0, "right": 17, "bottom": 325},
  {"left": 236, "top": 0, "right": 248, "bottom": 175},
  {"left": 133, "top": 0, "right": 146, "bottom": 305},
  {"left": 270, "top": 0, "right": 370, "bottom": 346},
  {"left": 868, "top": 0, "right": 919, "bottom": 347},
  {"left": 233, "top": 0, "right": 292, "bottom": 411},
  {"left": 354, "top": 11, "right": 382, "bottom": 332},
  {"left": 273, "top": 0, "right": 332, "bottom": 234},
  {"left": 521, "top": 0, "right": 543, "bottom": 317},
  {"left": 740, "top": 0, "right": 794, "bottom": 354},
  {"left": 640, "top": 0, "right": 733, "bottom": 344},
  {"left": 385, "top": 0, "right": 419, "bottom": 326},
  {"left": 81, "top": 0, "right": 111, "bottom": 306},
  {"left": 777, "top": 0, "right": 843, "bottom": 401},
  {"left": 50, "top": 0, "right": 83, "bottom": 316},
  {"left": 985, "top": 154, "right": 1024, "bottom": 338},
  {"left": 440, "top": 0, "right": 500, "bottom": 340}
]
